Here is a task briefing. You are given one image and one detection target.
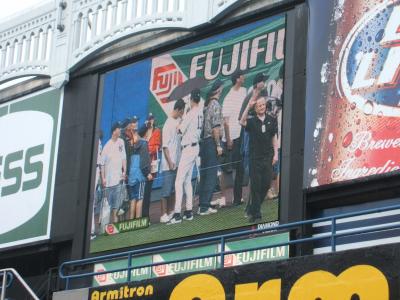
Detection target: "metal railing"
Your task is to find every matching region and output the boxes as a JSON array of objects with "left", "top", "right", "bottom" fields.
[
  {"left": 0, "top": 268, "right": 39, "bottom": 300},
  {"left": 59, "top": 203, "right": 400, "bottom": 290}
]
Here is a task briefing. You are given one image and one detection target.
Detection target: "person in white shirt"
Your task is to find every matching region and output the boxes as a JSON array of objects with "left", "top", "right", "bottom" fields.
[
  {"left": 101, "top": 122, "right": 127, "bottom": 223},
  {"left": 168, "top": 89, "right": 203, "bottom": 224},
  {"left": 218, "top": 70, "right": 248, "bottom": 207},
  {"left": 159, "top": 99, "right": 185, "bottom": 223}
]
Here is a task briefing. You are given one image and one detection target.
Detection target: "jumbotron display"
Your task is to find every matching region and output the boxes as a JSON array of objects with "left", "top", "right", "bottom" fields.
[{"left": 89, "top": 15, "right": 286, "bottom": 253}]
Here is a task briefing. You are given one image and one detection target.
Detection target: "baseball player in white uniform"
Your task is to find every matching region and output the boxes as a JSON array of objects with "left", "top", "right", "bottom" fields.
[{"left": 168, "top": 89, "right": 203, "bottom": 224}]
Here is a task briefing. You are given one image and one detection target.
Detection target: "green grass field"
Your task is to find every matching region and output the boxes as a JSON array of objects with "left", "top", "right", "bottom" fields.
[{"left": 90, "top": 199, "right": 278, "bottom": 253}]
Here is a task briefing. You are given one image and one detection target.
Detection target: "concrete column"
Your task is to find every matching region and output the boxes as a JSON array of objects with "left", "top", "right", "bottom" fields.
[
  {"left": 80, "top": 15, "right": 88, "bottom": 47},
  {"left": 91, "top": 10, "right": 98, "bottom": 38},
  {"left": 25, "top": 37, "right": 31, "bottom": 61},
  {"left": 121, "top": 0, "right": 128, "bottom": 22},
  {"left": 41, "top": 31, "right": 49, "bottom": 60}
]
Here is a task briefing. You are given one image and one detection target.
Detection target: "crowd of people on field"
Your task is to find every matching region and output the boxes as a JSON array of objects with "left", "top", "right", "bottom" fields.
[{"left": 91, "top": 68, "right": 283, "bottom": 237}]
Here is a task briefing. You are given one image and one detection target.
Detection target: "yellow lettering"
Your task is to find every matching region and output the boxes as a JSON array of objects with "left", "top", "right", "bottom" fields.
[
  {"left": 106, "top": 290, "right": 119, "bottom": 300},
  {"left": 100, "top": 291, "right": 107, "bottom": 300},
  {"left": 170, "top": 274, "right": 225, "bottom": 300},
  {"left": 289, "top": 265, "right": 388, "bottom": 300},
  {"left": 91, "top": 291, "right": 99, "bottom": 300},
  {"left": 137, "top": 286, "right": 145, "bottom": 297},
  {"left": 145, "top": 285, "right": 154, "bottom": 295},
  {"left": 129, "top": 287, "right": 137, "bottom": 297},
  {"left": 124, "top": 286, "right": 129, "bottom": 298},
  {"left": 235, "top": 279, "right": 281, "bottom": 300}
]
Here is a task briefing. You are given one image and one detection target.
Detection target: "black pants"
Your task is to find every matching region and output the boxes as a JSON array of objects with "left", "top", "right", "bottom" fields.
[
  {"left": 248, "top": 155, "right": 272, "bottom": 218},
  {"left": 142, "top": 179, "right": 153, "bottom": 218}
]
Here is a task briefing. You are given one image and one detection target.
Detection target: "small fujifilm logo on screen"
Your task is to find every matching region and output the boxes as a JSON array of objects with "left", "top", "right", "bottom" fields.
[{"left": 151, "top": 63, "right": 183, "bottom": 103}]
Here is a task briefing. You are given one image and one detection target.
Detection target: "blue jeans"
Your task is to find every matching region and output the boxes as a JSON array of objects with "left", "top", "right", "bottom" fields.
[
  {"left": 106, "top": 184, "right": 124, "bottom": 210},
  {"left": 199, "top": 137, "right": 219, "bottom": 210}
]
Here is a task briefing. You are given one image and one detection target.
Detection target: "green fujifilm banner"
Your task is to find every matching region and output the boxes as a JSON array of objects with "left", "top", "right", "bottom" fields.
[
  {"left": 93, "top": 233, "right": 289, "bottom": 286},
  {"left": 89, "top": 243, "right": 400, "bottom": 299},
  {"left": 0, "top": 88, "right": 62, "bottom": 249}
]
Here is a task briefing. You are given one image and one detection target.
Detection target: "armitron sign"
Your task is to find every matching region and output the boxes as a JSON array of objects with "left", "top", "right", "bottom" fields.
[
  {"left": 0, "top": 88, "right": 62, "bottom": 249},
  {"left": 169, "top": 265, "right": 387, "bottom": 299},
  {"left": 88, "top": 243, "right": 399, "bottom": 299}
]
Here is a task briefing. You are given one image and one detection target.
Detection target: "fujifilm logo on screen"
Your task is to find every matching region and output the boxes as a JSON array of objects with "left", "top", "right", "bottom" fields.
[{"left": 0, "top": 111, "right": 52, "bottom": 235}]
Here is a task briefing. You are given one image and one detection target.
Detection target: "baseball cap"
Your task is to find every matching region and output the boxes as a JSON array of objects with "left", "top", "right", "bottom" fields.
[
  {"left": 253, "top": 72, "right": 268, "bottom": 86},
  {"left": 191, "top": 88, "right": 201, "bottom": 102},
  {"left": 130, "top": 116, "right": 139, "bottom": 123},
  {"left": 121, "top": 118, "right": 131, "bottom": 129},
  {"left": 111, "top": 122, "right": 121, "bottom": 134},
  {"left": 147, "top": 113, "right": 155, "bottom": 121}
]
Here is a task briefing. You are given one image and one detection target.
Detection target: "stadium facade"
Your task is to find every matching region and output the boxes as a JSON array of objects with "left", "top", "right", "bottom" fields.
[{"left": 0, "top": 0, "right": 399, "bottom": 299}]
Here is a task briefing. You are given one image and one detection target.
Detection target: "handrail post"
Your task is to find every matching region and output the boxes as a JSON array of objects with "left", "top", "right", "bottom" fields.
[
  {"left": 1, "top": 270, "right": 6, "bottom": 300},
  {"left": 127, "top": 254, "right": 132, "bottom": 283},
  {"left": 331, "top": 217, "right": 336, "bottom": 252},
  {"left": 220, "top": 237, "right": 225, "bottom": 269},
  {"left": 65, "top": 277, "right": 70, "bottom": 290}
]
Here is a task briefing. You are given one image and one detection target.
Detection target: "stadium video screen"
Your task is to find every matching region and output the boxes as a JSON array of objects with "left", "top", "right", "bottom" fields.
[
  {"left": 304, "top": 0, "right": 400, "bottom": 188},
  {"left": 89, "top": 15, "right": 285, "bottom": 253}
]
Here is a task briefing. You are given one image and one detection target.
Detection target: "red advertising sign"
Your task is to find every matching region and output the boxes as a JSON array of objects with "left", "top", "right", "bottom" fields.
[{"left": 305, "top": 0, "right": 400, "bottom": 187}]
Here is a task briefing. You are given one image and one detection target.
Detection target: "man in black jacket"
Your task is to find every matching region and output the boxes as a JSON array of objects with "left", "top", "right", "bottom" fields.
[{"left": 240, "top": 95, "right": 278, "bottom": 222}]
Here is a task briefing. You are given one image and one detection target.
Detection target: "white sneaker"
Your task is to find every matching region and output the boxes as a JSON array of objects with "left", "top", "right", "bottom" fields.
[
  {"left": 183, "top": 210, "right": 194, "bottom": 220},
  {"left": 267, "top": 189, "right": 278, "bottom": 199},
  {"left": 167, "top": 214, "right": 182, "bottom": 224},
  {"left": 210, "top": 197, "right": 226, "bottom": 207},
  {"left": 210, "top": 198, "right": 219, "bottom": 205},
  {"left": 198, "top": 207, "right": 218, "bottom": 215},
  {"left": 160, "top": 214, "right": 170, "bottom": 223}
]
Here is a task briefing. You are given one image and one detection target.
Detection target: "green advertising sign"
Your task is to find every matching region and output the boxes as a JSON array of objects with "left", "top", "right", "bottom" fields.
[
  {"left": 223, "top": 232, "right": 289, "bottom": 267},
  {"left": 0, "top": 88, "right": 62, "bottom": 249},
  {"left": 89, "top": 243, "right": 399, "bottom": 300},
  {"left": 151, "top": 245, "right": 217, "bottom": 278},
  {"left": 93, "top": 256, "right": 153, "bottom": 286},
  {"left": 93, "top": 232, "right": 289, "bottom": 286}
]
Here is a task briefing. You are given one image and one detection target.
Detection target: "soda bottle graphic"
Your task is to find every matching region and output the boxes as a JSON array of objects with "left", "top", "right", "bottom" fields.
[{"left": 314, "top": 0, "right": 400, "bottom": 186}]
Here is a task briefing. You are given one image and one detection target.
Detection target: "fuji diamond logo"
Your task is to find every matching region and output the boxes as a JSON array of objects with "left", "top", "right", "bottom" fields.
[
  {"left": 151, "top": 64, "right": 184, "bottom": 103},
  {"left": 153, "top": 264, "right": 167, "bottom": 276},
  {"left": 224, "top": 254, "right": 234, "bottom": 267},
  {"left": 105, "top": 224, "right": 115, "bottom": 235}
]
